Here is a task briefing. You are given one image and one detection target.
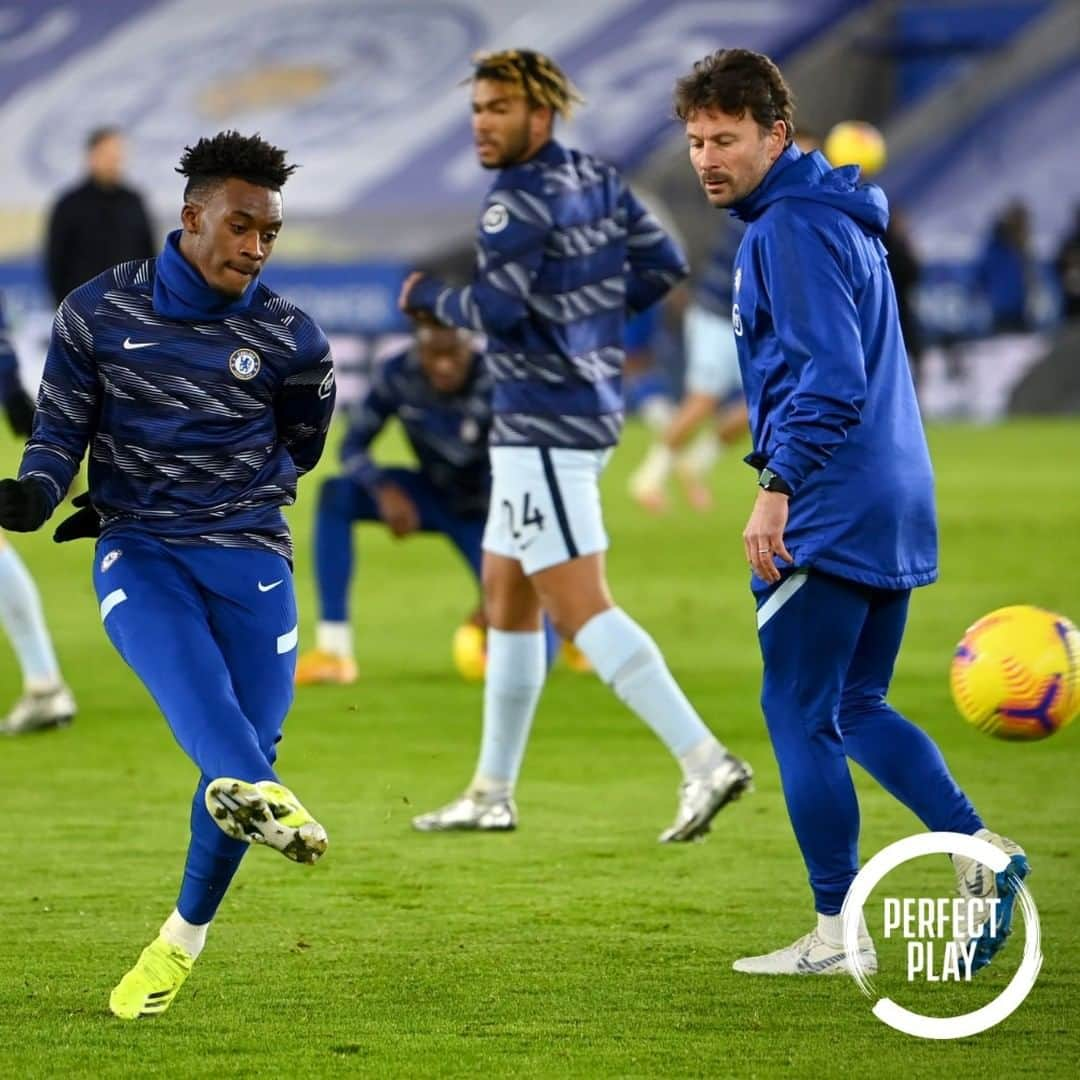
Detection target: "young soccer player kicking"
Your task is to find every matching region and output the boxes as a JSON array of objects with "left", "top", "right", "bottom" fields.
[
  {"left": 0, "top": 132, "right": 335, "bottom": 1017},
  {"left": 401, "top": 49, "right": 752, "bottom": 841},
  {"left": 674, "top": 48, "right": 1026, "bottom": 975}
]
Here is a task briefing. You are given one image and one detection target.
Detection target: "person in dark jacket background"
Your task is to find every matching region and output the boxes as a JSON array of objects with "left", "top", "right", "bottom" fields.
[
  {"left": 675, "top": 47, "right": 1027, "bottom": 978},
  {"left": 44, "top": 126, "right": 156, "bottom": 307}
]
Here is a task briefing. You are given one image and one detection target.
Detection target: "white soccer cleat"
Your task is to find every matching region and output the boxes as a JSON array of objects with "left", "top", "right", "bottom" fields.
[
  {"left": 952, "top": 828, "right": 1030, "bottom": 973},
  {"left": 733, "top": 929, "right": 878, "bottom": 976},
  {"left": 204, "top": 778, "right": 328, "bottom": 864},
  {"left": 1, "top": 683, "right": 76, "bottom": 735},
  {"left": 659, "top": 752, "right": 752, "bottom": 842},
  {"left": 411, "top": 793, "right": 517, "bottom": 833}
]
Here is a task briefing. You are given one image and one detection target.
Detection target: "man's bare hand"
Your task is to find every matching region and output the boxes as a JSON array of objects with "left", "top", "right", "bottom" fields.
[
  {"left": 743, "top": 489, "right": 793, "bottom": 584},
  {"left": 376, "top": 484, "right": 420, "bottom": 538}
]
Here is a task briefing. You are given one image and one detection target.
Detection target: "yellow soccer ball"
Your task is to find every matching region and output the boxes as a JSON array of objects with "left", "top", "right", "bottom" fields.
[
  {"left": 950, "top": 605, "right": 1080, "bottom": 740},
  {"left": 824, "top": 121, "right": 887, "bottom": 178},
  {"left": 452, "top": 623, "right": 487, "bottom": 682}
]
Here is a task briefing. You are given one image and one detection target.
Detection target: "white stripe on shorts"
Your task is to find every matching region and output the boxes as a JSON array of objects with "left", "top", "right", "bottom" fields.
[
  {"left": 276, "top": 624, "right": 298, "bottom": 654},
  {"left": 100, "top": 588, "right": 128, "bottom": 622},
  {"left": 756, "top": 572, "right": 808, "bottom": 630}
]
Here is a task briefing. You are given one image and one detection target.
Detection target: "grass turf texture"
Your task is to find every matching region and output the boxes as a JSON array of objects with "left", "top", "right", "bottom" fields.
[{"left": 0, "top": 418, "right": 1077, "bottom": 1078}]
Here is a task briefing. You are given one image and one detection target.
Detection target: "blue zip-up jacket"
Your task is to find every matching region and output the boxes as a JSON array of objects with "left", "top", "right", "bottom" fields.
[
  {"left": 731, "top": 145, "right": 937, "bottom": 591},
  {"left": 408, "top": 139, "right": 688, "bottom": 449},
  {"left": 342, "top": 347, "right": 492, "bottom": 518},
  {"left": 18, "top": 231, "right": 336, "bottom": 560}
]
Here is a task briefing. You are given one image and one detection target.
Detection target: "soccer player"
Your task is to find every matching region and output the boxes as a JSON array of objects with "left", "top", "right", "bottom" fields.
[
  {"left": 295, "top": 319, "right": 560, "bottom": 685},
  {"left": 400, "top": 49, "right": 752, "bottom": 841},
  {"left": 0, "top": 297, "right": 77, "bottom": 733},
  {"left": 675, "top": 49, "right": 1027, "bottom": 974},
  {"left": 628, "top": 220, "right": 749, "bottom": 513},
  {"left": 0, "top": 132, "right": 335, "bottom": 1017}
]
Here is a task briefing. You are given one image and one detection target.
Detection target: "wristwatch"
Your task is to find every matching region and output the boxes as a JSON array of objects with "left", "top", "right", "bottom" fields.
[{"left": 757, "top": 466, "right": 792, "bottom": 495}]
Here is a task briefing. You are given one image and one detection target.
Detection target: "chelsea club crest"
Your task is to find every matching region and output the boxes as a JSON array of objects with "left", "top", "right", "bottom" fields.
[{"left": 228, "top": 348, "right": 261, "bottom": 380}]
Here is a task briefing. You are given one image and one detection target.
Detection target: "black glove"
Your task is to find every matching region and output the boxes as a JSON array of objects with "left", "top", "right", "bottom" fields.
[
  {"left": 53, "top": 491, "right": 100, "bottom": 543},
  {"left": 3, "top": 387, "right": 35, "bottom": 438},
  {"left": 0, "top": 477, "right": 49, "bottom": 532}
]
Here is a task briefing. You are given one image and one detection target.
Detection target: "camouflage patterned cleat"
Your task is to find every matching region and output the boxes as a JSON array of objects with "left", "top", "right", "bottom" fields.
[{"left": 205, "top": 778, "right": 328, "bottom": 863}]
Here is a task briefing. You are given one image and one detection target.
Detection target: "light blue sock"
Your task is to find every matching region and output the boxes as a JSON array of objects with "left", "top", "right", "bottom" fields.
[
  {"left": 0, "top": 541, "right": 61, "bottom": 690},
  {"left": 575, "top": 607, "right": 721, "bottom": 767},
  {"left": 471, "top": 629, "right": 546, "bottom": 796}
]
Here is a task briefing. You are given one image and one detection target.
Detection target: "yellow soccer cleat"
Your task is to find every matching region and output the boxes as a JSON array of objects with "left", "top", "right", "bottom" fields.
[
  {"left": 295, "top": 649, "right": 358, "bottom": 686},
  {"left": 109, "top": 936, "right": 195, "bottom": 1020},
  {"left": 452, "top": 623, "right": 487, "bottom": 682},
  {"left": 205, "top": 778, "right": 328, "bottom": 864},
  {"left": 560, "top": 640, "right": 593, "bottom": 674}
]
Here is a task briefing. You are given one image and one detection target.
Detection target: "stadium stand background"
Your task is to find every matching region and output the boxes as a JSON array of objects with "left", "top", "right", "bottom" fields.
[{"left": 1, "top": 0, "right": 1077, "bottom": 412}]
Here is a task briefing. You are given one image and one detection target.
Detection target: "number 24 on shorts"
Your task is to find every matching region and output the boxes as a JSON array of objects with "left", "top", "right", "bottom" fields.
[{"left": 502, "top": 492, "right": 546, "bottom": 541}]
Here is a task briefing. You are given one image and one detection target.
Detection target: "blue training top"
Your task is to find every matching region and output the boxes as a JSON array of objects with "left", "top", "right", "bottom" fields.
[
  {"left": 341, "top": 347, "right": 492, "bottom": 518},
  {"left": 409, "top": 139, "right": 688, "bottom": 449},
  {"left": 731, "top": 145, "right": 937, "bottom": 591},
  {"left": 19, "top": 231, "right": 336, "bottom": 560}
]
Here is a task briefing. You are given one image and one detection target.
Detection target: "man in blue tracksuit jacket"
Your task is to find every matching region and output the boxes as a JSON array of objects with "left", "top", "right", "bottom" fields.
[{"left": 674, "top": 48, "right": 1027, "bottom": 977}]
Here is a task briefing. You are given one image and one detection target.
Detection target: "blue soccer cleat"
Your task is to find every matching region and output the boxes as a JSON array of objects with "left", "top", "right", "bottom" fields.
[{"left": 953, "top": 829, "right": 1030, "bottom": 974}]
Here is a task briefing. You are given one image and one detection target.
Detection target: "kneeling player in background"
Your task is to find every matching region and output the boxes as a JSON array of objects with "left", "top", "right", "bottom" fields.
[
  {"left": 0, "top": 132, "right": 335, "bottom": 1017},
  {"left": 0, "top": 297, "right": 76, "bottom": 733},
  {"left": 296, "top": 320, "right": 567, "bottom": 686}
]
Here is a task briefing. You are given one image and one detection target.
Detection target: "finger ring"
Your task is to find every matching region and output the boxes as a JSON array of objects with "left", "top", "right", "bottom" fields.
[{"left": 757, "top": 548, "right": 770, "bottom": 553}]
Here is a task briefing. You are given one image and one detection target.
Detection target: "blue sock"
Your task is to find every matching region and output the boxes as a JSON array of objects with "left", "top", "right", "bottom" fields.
[
  {"left": 314, "top": 478, "right": 357, "bottom": 623},
  {"left": 0, "top": 540, "right": 61, "bottom": 689},
  {"left": 176, "top": 776, "right": 248, "bottom": 924}
]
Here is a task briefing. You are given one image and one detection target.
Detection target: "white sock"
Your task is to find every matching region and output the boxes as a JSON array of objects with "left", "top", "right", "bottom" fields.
[
  {"left": 160, "top": 908, "right": 209, "bottom": 959},
  {"left": 817, "top": 911, "right": 869, "bottom": 948},
  {"left": 470, "top": 629, "right": 546, "bottom": 798},
  {"left": 678, "top": 430, "right": 721, "bottom": 476},
  {"left": 629, "top": 444, "right": 674, "bottom": 494},
  {"left": 640, "top": 396, "right": 675, "bottom": 431},
  {"left": 574, "top": 608, "right": 720, "bottom": 769},
  {"left": 0, "top": 542, "right": 62, "bottom": 691},
  {"left": 679, "top": 735, "right": 727, "bottom": 780},
  {"left": 316, "top": 620, "right": 353, "bottom": 658}
]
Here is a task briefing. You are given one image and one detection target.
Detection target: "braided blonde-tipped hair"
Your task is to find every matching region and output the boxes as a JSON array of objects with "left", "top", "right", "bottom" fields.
[{"left": 466, "top": 49, "right": 585, "bottom": 119}]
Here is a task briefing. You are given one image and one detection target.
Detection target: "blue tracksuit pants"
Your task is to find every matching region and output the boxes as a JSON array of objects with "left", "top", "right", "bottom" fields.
[
  {"left": 93, "top": 529, "right": 299, "bottom": 924},
  {"left": 756, "top": 569, "right": 983, "bottom": 914}
]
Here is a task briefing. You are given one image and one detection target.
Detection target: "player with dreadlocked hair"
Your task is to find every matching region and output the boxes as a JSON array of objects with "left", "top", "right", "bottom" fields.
[
  {"left": 402, "top": 50, "right": 753, "bottom": 840},
  {"left": 0, "top": 130, "right": 337, "bottom": 1018}
]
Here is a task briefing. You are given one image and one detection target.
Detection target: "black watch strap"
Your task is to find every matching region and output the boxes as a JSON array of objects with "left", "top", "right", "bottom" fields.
[{"left": 758, "top": 466, "right": 792, "bottom": 495}]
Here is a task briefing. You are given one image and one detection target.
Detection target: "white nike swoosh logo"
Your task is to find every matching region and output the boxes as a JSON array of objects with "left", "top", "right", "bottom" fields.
[
  {"left": 122, "top": 337, "right": 158, "bottom": 350},
  {"left": 258, "top": 580, "right": 283, "bottom": 592}
]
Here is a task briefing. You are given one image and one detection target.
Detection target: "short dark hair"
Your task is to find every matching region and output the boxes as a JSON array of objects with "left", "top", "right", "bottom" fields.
[
  {"left": 468, "top": 49, "right": 585, "bottom": 120},
  {"left": 674, "top": 48, "right": 795, "bottom": 143},
  {"left": 175, "top": 130, "right": 297, "bottom": 202},
  {"left": 86, "top": 126, "right": 121, "bottom": 152}
]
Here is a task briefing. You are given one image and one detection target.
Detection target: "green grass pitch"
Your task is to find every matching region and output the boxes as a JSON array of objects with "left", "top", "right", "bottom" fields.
[{"left": 0, "top": 418, "right": 1077, "bottom": 1078}]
